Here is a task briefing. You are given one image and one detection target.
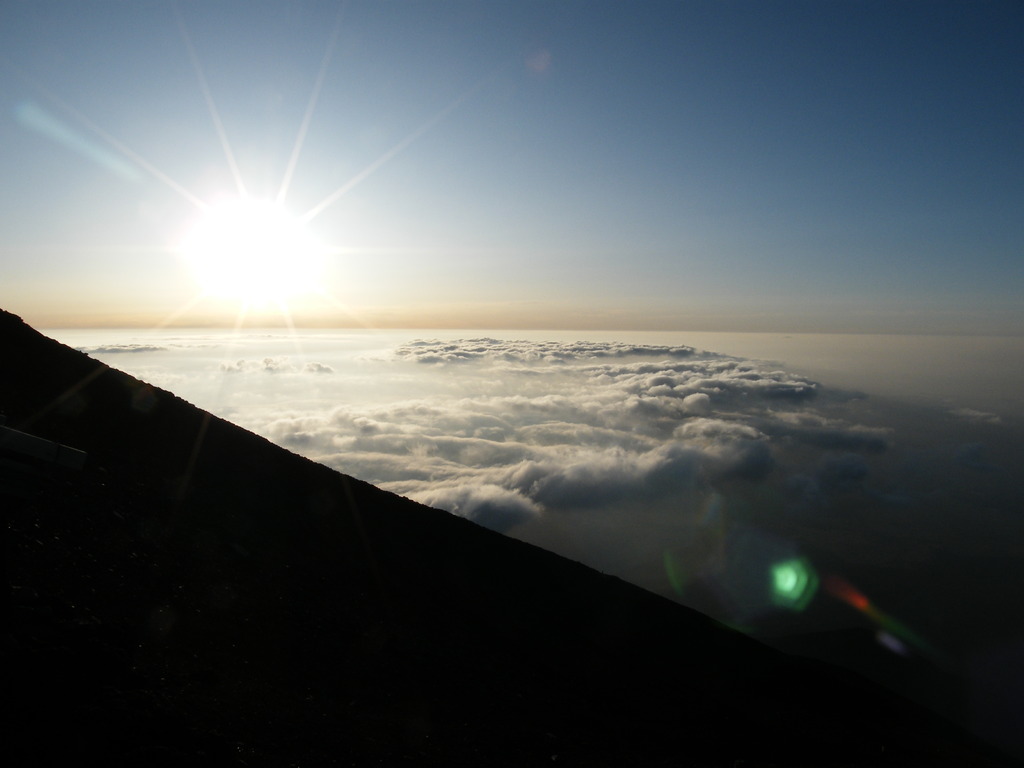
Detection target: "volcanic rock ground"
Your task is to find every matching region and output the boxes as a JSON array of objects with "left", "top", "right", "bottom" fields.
[{"left": 3, "top": 309, "right": 1015, "bottom": 767}]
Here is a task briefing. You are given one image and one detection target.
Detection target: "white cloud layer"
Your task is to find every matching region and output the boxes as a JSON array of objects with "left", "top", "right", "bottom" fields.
[
  {"left": 247, "top": 339, "right": 878, "bottom": 540},
  {"left": 60, "top": 328, "right": 1024, "bottom": 756},
  {"left": 79, "top": 332, "right": 1023, "bottom": 638}
]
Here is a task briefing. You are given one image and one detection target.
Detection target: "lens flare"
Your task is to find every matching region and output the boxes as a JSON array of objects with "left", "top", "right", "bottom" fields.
[
  {"left": 824, "top": 575, "right": 942, "bottom": 661},
  {"left": 770, "top": 557, "right": 819, "bottom": 611}
]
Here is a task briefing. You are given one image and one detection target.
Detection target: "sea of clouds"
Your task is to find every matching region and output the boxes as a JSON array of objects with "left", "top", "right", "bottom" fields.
[
  {"left": 67, "top": 331, "right": 1017, "bottom": 611},
  {"left": 60, "top": 328, "right": 1024, "bottom": 754}
]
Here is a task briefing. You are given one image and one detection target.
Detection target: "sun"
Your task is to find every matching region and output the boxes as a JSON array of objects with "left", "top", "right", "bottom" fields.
[{"left": 179, "top": 198, "right": 324, "bottom": 307}]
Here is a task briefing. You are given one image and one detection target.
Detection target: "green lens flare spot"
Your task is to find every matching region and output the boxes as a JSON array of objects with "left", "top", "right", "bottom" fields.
[
  {"left": 663, "top": 549, "right": 689, "bottom": 597},
  {"left": 770, "top": 557, "right": 819, "bottom": 611}
]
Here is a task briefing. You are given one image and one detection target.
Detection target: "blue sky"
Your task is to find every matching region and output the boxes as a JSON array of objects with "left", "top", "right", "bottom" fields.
[{"left": 1, "top": 1, "right": 1021, "bottom": 331}]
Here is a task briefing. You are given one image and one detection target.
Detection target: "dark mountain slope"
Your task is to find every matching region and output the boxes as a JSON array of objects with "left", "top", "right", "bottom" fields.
[{"left": 2, "top": 309, "right": 1013, "bottom": 766}]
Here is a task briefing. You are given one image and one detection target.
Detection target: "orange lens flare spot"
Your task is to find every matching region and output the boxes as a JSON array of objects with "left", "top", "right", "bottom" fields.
[{"left": 824, "top": 575, "right": 871, "bottom": 612}]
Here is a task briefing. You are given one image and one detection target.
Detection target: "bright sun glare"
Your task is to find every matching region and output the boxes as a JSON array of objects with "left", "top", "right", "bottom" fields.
[
  {"left": 180, "top": 198, "right": 324, "bottom": 306},
  {"left": 48, "top": 5, "right": 474, "bottom": 325}
]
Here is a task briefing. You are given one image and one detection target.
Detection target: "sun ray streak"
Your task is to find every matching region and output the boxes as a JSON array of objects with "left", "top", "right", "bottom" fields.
[
  {"left": 174, "top": 3, "right": 248, "bottom": 199},
  {"left": 277, "top": 2, "right": 346, "bottom": 205},
  {"left": 19, "top": 76, "right": 209, "bottom": 210},
  {"left": 301, "top": 67, "right": 506, "bottom": 223}
]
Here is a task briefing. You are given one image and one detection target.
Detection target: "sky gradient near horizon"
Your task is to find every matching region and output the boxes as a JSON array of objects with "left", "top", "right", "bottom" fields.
[{"left": 2, "top": 1, "right": 1022, "bottom": 332}]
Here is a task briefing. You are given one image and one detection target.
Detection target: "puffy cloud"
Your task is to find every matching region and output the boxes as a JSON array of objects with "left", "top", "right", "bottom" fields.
[
  {"left": 681, "top": 392, "right": 711, "bottom": 414},
  {"left": 394, "top": 338, "right": 699, "bottom": 365},
  {"left": 80, "top": 344, "right": 167, "bottom": 354},
  {"left": 409, "top": 484, "right": 541, "bottom": 532},
  {"left": 221, "top": 357, "right": 334, "bottom": 375},
  {"left": 675, "top": 418, "right": 765, "bottom": 442},
  {"left": 951, "top": 408, "right": 1001, "bottom": 425},
  {"left": 303, "top": 362, "right": 335, "bottom": 374},
  {"left": 241, "top": 338, "right": 894, "bottom": 535},
  {"left": 498, "top": 443, "right": 703, "bottom": 510},
  {"left": 95, "top": 337, "right": 998, "bottom": 556},
  {"left": 761, "top": 411, "right": 891, "bottom": 453},
  {"left": 192, "top": 339, "right": 923, "bottom": 555},
  {"left": 221, "top": 357, "right": 290, "bottom": 374}
]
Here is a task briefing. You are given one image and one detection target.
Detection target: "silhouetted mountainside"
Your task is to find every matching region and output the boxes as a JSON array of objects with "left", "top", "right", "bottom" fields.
[{"left": 2, "top": 309, "right": 1014, "bottom": 767}]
